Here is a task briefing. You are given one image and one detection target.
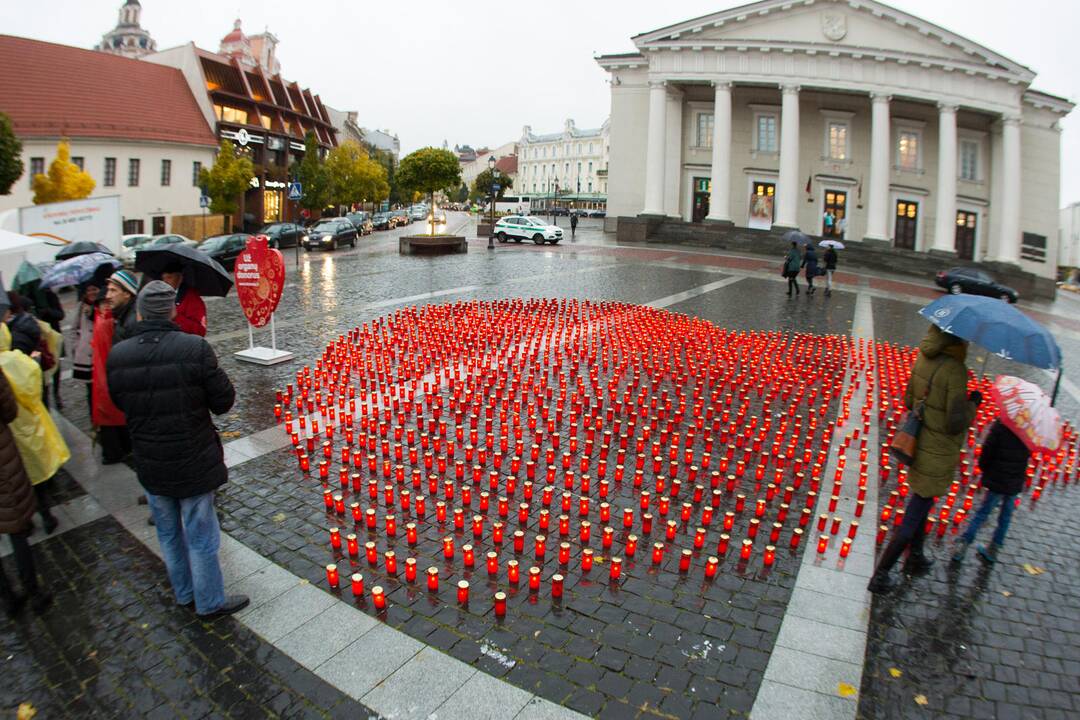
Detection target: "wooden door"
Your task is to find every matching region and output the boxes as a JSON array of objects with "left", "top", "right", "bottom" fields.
[
  {"left": 955, "top": 210, "right": 976, "bottom": 261},
  {"left": 894, "top": 200, "right": 918, "bottom": 250},
  {"left": 823, "top": 191, "right": 847, "bottom": 238}
]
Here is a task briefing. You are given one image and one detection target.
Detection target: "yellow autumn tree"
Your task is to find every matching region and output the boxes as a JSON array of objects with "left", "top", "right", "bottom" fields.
[{"left": 31, "top": 139, "right": 95, "bottom": 204}]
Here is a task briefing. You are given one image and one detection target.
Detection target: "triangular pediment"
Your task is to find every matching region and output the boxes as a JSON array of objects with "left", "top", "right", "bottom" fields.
[{"left": 633, "top": 0, "right": 1033, "bottom": 81}]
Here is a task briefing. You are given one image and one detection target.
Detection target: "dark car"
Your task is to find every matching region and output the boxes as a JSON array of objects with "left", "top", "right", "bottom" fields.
[
  {"left": 935, "top": 267, "right": 1018, "bottom": 303},
  {"left": 302, "top": 218, "right": 357, "bottom": 251},
  {"left": 198, "top": 233, "right": 251, "bottom": 272},
  {"left": 259, "top": 222, "right": 307, "bottom": 249},
  {"left": 588, "top": 210, "right": 606, "bottom": 218},
  {"left": 373, "top": 212, "right": 393, "bottom": 230},
  {"left": 345, "top": 212, "right": 374, "bottom": 236}
]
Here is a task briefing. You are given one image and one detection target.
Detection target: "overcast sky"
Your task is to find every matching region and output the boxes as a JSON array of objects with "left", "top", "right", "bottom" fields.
[{"left": 7, "top": 0, "right": 1079, "bottom": 203}]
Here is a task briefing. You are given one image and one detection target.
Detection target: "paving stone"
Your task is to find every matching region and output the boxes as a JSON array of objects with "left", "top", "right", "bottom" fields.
[
  {"left": 315, "top": 623, "right": 422, "bottom": 701},
  {"left": 751, "top": 680, "right": 854, "bottom": 720},
  {"left": 433, "top": 669, "right": 533, "bottom": 719},
  {"left": 277, "top": 601, "right": 379, "bottom": 670},
  {"left": 361, "top": 645, "right": 475, "bottom": 719}
]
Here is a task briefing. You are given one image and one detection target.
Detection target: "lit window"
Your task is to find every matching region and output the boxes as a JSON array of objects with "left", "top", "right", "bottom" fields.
[
  {"left": 959, "top": 139, "right": 979, "bottom": 181},
  {"left": 755, "top": 115, "right": 777, "bottom": 153},
  {"left": 897, "top": 130, "right": 920, "bottom": 171},
  {"left": 828, "top": 122, "right": 848, "bottom": 160},
  {"left": 260, "top": 115, "right": 272, "bottom": 130},
  {"left": 697, "top": 113, "right": 714, "bottom": 149}
]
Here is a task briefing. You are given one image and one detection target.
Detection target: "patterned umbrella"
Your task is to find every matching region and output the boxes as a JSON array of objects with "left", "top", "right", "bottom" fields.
[
  {"left": 990, "top": 375, "right": 1063, "bottom": 453},
  {"left": 40, "top": 252, "right": 121, "bottom": 289}
]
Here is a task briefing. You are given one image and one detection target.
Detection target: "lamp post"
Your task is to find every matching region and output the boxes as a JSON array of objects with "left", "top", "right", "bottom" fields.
[
  {"left": 487, "top": 155, "right": 497, "bottom": 250},
  {"left": 551, "top": 177, "right": 559, "bottom": 226}
]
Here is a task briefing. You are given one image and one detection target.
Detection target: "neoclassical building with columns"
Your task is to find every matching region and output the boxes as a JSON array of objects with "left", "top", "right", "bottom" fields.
[{"left": 598, "top": 0, "right": 1072, "bottom": 280}]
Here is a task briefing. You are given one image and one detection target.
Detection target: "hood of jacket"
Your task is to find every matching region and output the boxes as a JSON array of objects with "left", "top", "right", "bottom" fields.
[{"left": 919, "top": 324, "right": 967, "bottom": 362}]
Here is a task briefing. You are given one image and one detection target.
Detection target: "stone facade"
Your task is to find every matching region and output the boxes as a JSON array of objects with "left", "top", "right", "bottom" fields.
[
  {"left": 517, "top": 119, "right": 610, "bottom": 210},
  {"left": 597, "top": 0, "right": 1072, "bottom": 279}
]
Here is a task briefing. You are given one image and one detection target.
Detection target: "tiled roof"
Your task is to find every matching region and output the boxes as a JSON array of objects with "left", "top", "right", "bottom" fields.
[
  {"left": 495, "top": 155, "right": 518, "bottom": 175},
  {"left": 0, "top": 35, "right": 218, "bottom": 147}
]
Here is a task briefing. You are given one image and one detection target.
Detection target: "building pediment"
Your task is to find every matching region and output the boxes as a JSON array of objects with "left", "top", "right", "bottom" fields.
[{"left": 633, "top": 0, "right": 1034, "bottom": 83}]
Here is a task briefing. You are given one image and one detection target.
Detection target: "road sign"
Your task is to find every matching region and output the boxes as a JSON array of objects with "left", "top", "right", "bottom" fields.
[
  {"left": 492, "top": 184, "right": 501, "bottom": 192},
  {"left": 288, "top": 182, "right": 302, "bottom": 201},
  {"left": 199, "top": 195, "right": 210, "bottom": 209}
]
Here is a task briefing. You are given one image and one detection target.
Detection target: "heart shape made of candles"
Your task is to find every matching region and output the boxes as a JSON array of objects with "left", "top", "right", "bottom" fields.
[{"left": 234, "top": 235, "right": 285, "bottom": 328}]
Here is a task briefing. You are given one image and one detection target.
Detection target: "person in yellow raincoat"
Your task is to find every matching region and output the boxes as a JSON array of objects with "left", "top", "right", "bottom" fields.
[{"left": 0, "top": 320, "right": 70, "bottom": 534}]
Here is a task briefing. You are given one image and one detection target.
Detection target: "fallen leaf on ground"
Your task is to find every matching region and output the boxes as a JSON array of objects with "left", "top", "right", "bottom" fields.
[
  {"left": 140, "top": 623, "right": 149, "bottom": 630},
  {"left": 1023, "top": 564, "right": 1045, "bottom": 575},
  {"left": 837, "top": 682, "right": 857, "bottom": 697},
  {"left": 914, "top": 694, "right": 928, "bottom": 706},
  {"left": 1001, "top": 590, "right": 1013, "bottom": 597},
  {"left": 888, "top": 667, "right": 903, "bottom": 678},
  {"left": 271, "top": 512, "right": 286, "bottom": 523},
  {"left": 17, "top": 702, "right": 36, "bottom": 720},
  {"left": 220, "top": 431, "right": 244, "bottom": 439}
]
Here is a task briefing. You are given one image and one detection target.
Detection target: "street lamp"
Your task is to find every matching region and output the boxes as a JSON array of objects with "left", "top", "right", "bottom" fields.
[
  {"left": 551, "top": 176, "right": 559, "bottom": 226},
  {"left": 488, "top": 155, "right": 497, "bottom": 250}
]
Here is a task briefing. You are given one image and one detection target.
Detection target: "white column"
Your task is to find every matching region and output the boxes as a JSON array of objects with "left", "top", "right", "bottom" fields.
[
  {"left": 775, "top": 84, "right": 800, "bottom": 228},
  {"left": 931, "top": 103, "right": 958, "bottom": 253},
  {"left": 664, "top": 90, "right": 683, "bottom": 216},
  {"left": 994, "top": 114, "right": 1023, "bottom": 264},
  {"left": 865, "top": 93, "right": 891, "bottom": 242},
  {"left": 642, "top": 80, "right": 668, "bottom": 216},
  {"left": 706, "top": 81, "right": 733, "bottom": 223}
]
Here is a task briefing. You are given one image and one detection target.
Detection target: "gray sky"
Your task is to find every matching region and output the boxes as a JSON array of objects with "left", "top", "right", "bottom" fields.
[{"left": 7, "top": 0, "right": 1079, "bottom": 203}]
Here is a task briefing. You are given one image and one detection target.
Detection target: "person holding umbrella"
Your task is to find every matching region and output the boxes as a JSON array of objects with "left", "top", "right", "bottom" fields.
[
  {"left": 802, "top": 242, "right": 820, "bottom": 296},
  {"left": 92, "top": 269, "right": 139, "bottom": 464},
  {"left": 158, "top": 262, "right": 207, "bottom": 336},
  {"left": 784, "top": 241, "right": 802, "bottom": 297},
  {"left": 135, "top": 244, "right": 233, "bottom": 338},
  {"left": 868, "top": 324, "right": 981, "bottom": 594}
]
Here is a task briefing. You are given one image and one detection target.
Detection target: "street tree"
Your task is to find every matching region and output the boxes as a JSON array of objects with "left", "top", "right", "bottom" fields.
[
  {"left": 324, "top": 140, "right": 389, "bottom": 210},
  {"left": 455, "top": 183, "right": 468, "bottom": 204},
  {"left": 31, "top": 139, "right": 95, "bottom": 204},
  {"left": 198, "top": 139, "right": 254, "bottom": 220},
  {"left": 292, "top": 131, "right": 330, "bottom": 214},
  {"left": 396, "top": 147, "right": 461, "bottom": 235},
  {"left": 470, "top": 168, "right": 513, "bottom": 204},
  {"left": 0, "top": 112, "right": 23, "bottom": 196}
]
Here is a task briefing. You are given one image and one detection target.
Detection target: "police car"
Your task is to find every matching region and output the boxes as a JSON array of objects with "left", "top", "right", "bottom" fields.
[{"left": 494, "top": 216, "right": 563, "bottom": 244}]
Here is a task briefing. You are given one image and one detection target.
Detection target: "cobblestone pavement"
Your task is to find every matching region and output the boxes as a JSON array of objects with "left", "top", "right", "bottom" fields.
[
  {"left": 41, "top": 213, "right": 1080, "bottom": 719},
  {"left": 0, "top": 516, "right": 379, "bottom": 719}
]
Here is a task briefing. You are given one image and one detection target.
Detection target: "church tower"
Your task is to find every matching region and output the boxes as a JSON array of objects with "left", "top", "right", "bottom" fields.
[{"left": 95, "top": 0, "right": 157, "bottom": 59}]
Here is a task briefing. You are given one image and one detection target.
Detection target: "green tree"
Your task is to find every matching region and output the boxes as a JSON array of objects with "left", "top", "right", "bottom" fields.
[
  {"left": 455, "top": 183, "right": 468, "bottom": 204},
  {"left": 31, "top": 139, "right": 95, "bottom": 204},
  {"left": 470, "top": 168, "right": 513, "bottom": 204},
  {"left": 0, "top": 112, "right": 23, "bottom": 195},
  {"left": 292, "top": 131, "right": 330, "bottom": 213},
  {"left": 198, "top": 139, "right": 254, "bottom": 217},
  {"left": 396, "top": 147, "right": 461, "bottom": 235},
  {"left": 324, "top": 140, "right": 389, "bottom": 209}
]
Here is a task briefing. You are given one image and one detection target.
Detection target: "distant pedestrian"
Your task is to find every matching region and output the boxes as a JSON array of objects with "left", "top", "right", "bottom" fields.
[
  {"left": 92, "top": 269, "right": 139, "bottom": 464},
  {"left": 19, "top": 279, "right": 64, "bottom": 409},
  {"left": 158, "top": 262, "right": 207, "bottom": 336},
  {"left": 72, "top": 283, "right": 101, "bottom": 409},
  {"left": 823, "top": 245, "right": 838, "bottom": 297},
  {"left": 823, "top": 210, "right": 835, "bottom": 236},
  {"left": 784, "top": 242, "right": 802, "bottom": 297},
  {"left": 0, "top": 370, "right": 52, "bottom": 616},
  {"left": 868, "top": 325, "right": 980, "bottom": 594},
  {"left": 951, "top": 420, "right": 1030, "bottom": 565},
  {"left": 802, "top": 243, "right": 819, "bottom": 295},
  {"left": 107, "top": 281, "right": 246, "bottom": 617},
  {"left": 570, "top": 212, "right": 578, "bottom": 239}
]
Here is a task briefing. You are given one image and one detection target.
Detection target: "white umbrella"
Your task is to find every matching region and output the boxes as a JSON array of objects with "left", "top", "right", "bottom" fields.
[{"left": 819, "top": 239, "right": 845, "bottom": 249}]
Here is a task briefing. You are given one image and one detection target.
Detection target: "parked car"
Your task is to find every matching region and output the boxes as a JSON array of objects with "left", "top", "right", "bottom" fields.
[
  {"left": 198, "top": 233, "right": 251, "bottom": 272},
  {"left": 373, "top": 212, "right": 393, "bottom": 230},
  {"left": 259, "top": 222, "right": 307, "bottom": 249},
  {"left": 345, "top": 213, "right": 374, "bottom": 236},
  {"left": 588, "top": 210, "right": 606, "bottom": 218},
  {"left": 494, "top": 216, "right": 563, "bottom": 245},
  {"left": 302, "top": 218, "right": 357, "bottom": 251},
  {"left": 392, "top": 210, "right": 411, "bottom": 227},
  {"left": 119, "top": 234, "right": 154, "bottom": 263},
  {"left": 410, "top": 206, "right": 427, "bottom": 221},
  {"left": 935, "top": 267, "right": 1018, "bottom": 303},
  {"left": 427, "top": 209, "right": 447, "bottom": 225},
  {"left": 150, "top": 233, "right": 197, "bottom": 249}
]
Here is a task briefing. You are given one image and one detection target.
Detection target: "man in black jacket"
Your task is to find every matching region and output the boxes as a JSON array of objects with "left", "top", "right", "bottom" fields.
[{"left": 107, "top": 281, "right": 248, "bottom": 617}]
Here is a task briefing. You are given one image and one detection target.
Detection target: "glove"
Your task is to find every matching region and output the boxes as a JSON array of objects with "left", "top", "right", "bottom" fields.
[{"left": 968, "top": 390, "right": 983, "bottom": 406}]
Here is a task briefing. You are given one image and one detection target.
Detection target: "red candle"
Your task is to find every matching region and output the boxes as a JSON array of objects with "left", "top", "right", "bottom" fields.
[
  {"left": 457, "top": 580, "right": 470, "bottom": 605},
  {"left": 625, "top": 534, "right": 638, "bottom": 556},
  {"left": 333, "top": 494, "right": 345, "bottom": 515},
  {"left": 371, "top": 585, "right": 386, "bottom": 610},
  {"left": 816, "top": 534, "right": 828, "bottom": 554},
  {"left": 463, "top": 544, "right": 475, "bottom": 568},
  {"left": 513, "top": 530, "right": 525, "bottom": 553},
  {"left": 580, "top": 521, "right": 592, "bottom": 544},
  {"left": 406, "top": 522, "right": 418, "bottom": 546},
  {"left": 329, "top": 527, "right": 341, "bottom": 549},
  {"left": 507, "top": 559, "right": 520, "bottom": 584},
  {"left": 609, "top": 556, "right": 623, "bottom": 580},
  {"left": 602, "top": 526, "right": 614, "bottom": 549},
  {"left": 346, "top": 533, "right": 359, "bottom": 557},
  {"left": 534, "top": 535, "right": 547, "bottom": 559},
  {"left": 790, "top": 527, "right": 803, "bottom": 549},
  {"left": 740, "top": 538, "right": 753, "bottom": 560},
  {"left": 528, "top": 566, "right": 541, "bottom": 592},
  {"left": 427, "top": 566, "right": 439, "bottom": 592},
  {"left": 582, "top": 548, "right": 594, "bottom": 572},
  {"left": 351, "top": 572, "right": 364, "bottom": 597},
  {"left": 494, "top": 591, "right": 507, "bottom": 618},
  {"left": 492, "top": 521, "right": 505, "bottom": 543},
  {"left": 558, "top": 542, "right": 571, "bottom": 564},
  {"left": 652, "top": 542, "right": 664, "bottom": 565},
  {"left": 453, "top": 508, "right": 465, "bottom": 531},
  {"left": 717, "top": 533, "right": 730, "bottom": 555},
  {"left": 679, "top": 548, "right": 692, "bottom": 572},
  {"left": 551, "top": 573, "right": 564, "bottom": 599},
  {"left": 748, "top": 518, "right": 760, "bottom": 539},
  {"left": 665, "top": 520, "right": 677, "bottom": 541},
  {"left": 365, "top": 541, "right": 378, "bottom": 566},
  {"left": 763, "top": 545, "right": 776, "bottom": 566},
  {"left": 385, "top": 514, "right": 397, "bottom": 537},
  {"left": 405, "top": 558, "right": 417, "bottom": 582},
  {"left": 735, "top": 494, "right": 746, "bottom": 512},
  {"left": 436, "top": 501, "right": 447, "bottom": 522},
  {"left": 840, "top": 537, "right": 852, "bottom": 558},
  {"left": 642, "top": 513, "right": 653, "bottom": 534},
  {"left": 326, "top": 563, "right": 340, "bottom": 588},
  {"left": 443, "top": 536, "right": 455, "bottom": 559},
  {"left": 384, "top": 551, "right": 398, "bottom": 575},
  {"left": 724, "top": 511, "right": 735, "bottom": 532},
  {"left": 623, "top": 508, "right": 634, "bottom": 528},
  {"left": 486, "top": 551, "right": 499, "bottom": 576}
]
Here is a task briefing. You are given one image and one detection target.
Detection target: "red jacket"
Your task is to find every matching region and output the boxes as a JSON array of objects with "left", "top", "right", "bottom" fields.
[
  {"left": 175, "top": 286, "right": 207, "bottom": 336},
  {"left": 91, "top": 307, "right": 125, "bottom": 427}
]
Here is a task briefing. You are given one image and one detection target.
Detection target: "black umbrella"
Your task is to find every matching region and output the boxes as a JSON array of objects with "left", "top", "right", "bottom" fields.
[
  {"left": 55, "top": 241, "right": 113, "bottom": 260},
  {"left": 781, "top": 230, "right": 810, "bottom": 246},
  {"left": 134, "top": 244, "right": 233, "bottom": 297}
]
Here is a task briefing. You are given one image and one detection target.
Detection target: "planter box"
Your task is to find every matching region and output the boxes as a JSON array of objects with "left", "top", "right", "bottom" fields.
[
  {"left": 400, "top": 235, "right": 467, "bottom": 255},
  {"left": 477, "top": 223, "right": 493, "bottom": 237}
]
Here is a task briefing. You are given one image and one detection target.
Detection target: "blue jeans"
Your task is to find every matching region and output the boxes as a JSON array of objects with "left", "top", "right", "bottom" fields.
[
  {"left": 961, "top": 491, "right": 1016, "bottom": 547},
  {"left": 145, "top": 491, "right": 226, "bottom": 614}
]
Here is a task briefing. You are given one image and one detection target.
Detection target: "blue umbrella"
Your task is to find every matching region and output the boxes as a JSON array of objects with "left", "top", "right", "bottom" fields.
[
  {"left": 40, "top": 252, "right": 121, "bottom": 290},
  {"left": 917, "top": 294, "right": 1061, "bottom": 370}
]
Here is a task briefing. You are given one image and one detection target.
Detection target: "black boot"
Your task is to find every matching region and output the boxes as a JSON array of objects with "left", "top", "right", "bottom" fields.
[
  {"left": 905, "top": 528, "right": 935, "bottom": 574},
  {"left": 0, "top": 572, "right": 27, "bottom": 617},
  {"left": 868, "top": 534, "right": 908, "bottom": 594}
]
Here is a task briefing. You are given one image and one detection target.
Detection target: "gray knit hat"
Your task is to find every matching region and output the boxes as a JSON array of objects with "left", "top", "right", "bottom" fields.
[{"left": 137, "top": 280, "right": 176, "bottom": 321}]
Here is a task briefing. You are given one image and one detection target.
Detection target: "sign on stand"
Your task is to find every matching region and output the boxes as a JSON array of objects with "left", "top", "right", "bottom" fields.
[{"left": 233, "top": 235, "right": 293, "bottom": 365}]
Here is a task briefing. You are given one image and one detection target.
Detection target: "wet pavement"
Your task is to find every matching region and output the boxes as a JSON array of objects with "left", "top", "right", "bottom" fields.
[{"left": 31, "top": 212, "right": 1080, "bottom": 719}]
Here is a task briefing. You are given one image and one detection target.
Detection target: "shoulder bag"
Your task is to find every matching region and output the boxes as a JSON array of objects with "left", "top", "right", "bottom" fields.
[{"left": 889, "top": 359, "right": 946, "bottom": 466}]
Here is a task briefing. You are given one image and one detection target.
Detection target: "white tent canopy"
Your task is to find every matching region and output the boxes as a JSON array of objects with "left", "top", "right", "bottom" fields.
[{"left": 0, "top": 228, "right": 55, "bottom": 284}]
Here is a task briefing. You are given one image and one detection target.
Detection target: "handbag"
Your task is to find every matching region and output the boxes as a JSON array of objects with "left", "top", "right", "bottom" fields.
[{"left": 889, "top": 359, "right": 945, "bottom": 466}]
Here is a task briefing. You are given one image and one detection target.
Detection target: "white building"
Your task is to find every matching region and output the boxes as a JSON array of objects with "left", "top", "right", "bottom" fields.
[
  {"left": 460, "top": 141, "right": 518, "bottom": 191},
  {"left": 94, "top": 0, "right": 156, "bottom": 59},
  {"left": 597, "top": 0, "right": 1072, "bottom": 280},
  {"left": 517, "top": 119, "right": 610, "bottom": 211},
  {"left": 0, "top": 35, "right": 218, "bottom": 236},
  {"left": 1060, "top": 202, "right": 1080, "bottom": 269},
  {"left": 363, "top": 128, "right": 400, "bottom": 161}
]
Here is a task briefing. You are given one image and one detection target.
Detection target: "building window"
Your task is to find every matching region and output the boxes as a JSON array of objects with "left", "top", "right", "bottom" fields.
[
  {"left": 754, "top": 114, "right": 778, "bottom": 153},
  {"left": 959, "top": 139, "right": 979, "bottom": 181},
  {"left": 72, "top": 156, "right": 85, "bottom": 171},
  {"left": 29, "top": 157, "right": 44, "bottom": 185},
  {"left": 827, "top": 122, "right": 849, "bottom": 161},
  {"left": 260, "top": 115, "right": 272, "bottom": 130},
  {"left": 104, "top": 157, "right": 116, "bottom": 187},
  {"left": 588, "top": 181, "right": 592, "bottom": 192},
  {"left": 588, "top": 161, "right": 593, "bottom": 174},
  {"left": 128, "top": 158, "right": 140, "bottom": 187},
  {"left": 697, "top": 113, "right": 714, "bottom": 149},
  {"left": 214, "top": 105, "right": 249, "bottom": 125},
  {"left": 589, "top": 142, "right": 594, "bottom": 154},
  {"left": 1021, "top": 232, "right": 1046, "bottom": 263},
  {"left": 897, "top": 130, "right": 921, "bottom": 171},
  {"left": 160, "top": 159, "right": 171, "bottom": 186},
  {"left": 192, "top": 161, "right": 202, "bottom": 186}
]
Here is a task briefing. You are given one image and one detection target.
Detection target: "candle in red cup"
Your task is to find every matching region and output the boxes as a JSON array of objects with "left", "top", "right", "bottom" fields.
[
  {"left": 723, "top": 511, "right": 735, "bottom": 532},
  {"left": 436, "top": 501, "right": 447, "bottom": 522},
  {"left": 754, "top": 499, "right": 766, "bottom": 518},
  {"left": 385, "top": 515, "right": 397, "bottom": 537},
  {"left": 717, "top": 533, "right": 730, "bottom": 555},
  {"left": 602, "top": 526, "right": 614, "bottom": 549},
  {"left": 329, "top": 527, "right": 342, "bottom": 549},
  {"left": 679, "top": 548, "right": 692, "bottom": 572},
  {"left": 528, "top": 566, "right": 541, "bottom": 592},
  {"left": 494, "top": 591, "right": 507, "bottom": 618},
  {"left": 463, "top": 544, "right": 476, "bottom": 568},
  {"left": 365, "top": 541, "right": 378, "bottom": 566},
  {"left": 453, "top": 508, "right": 465, "bottom": 531},
  {"left": 625, "top": 534, "right": 638, "bottom": 556},
  {"left": 486, "top": 551, "right": 499, "bottom": 576},
  {"left": 326, "top": 563, "right": 340, "bottom": 588},
  {"left": 652, "top": 542, "right": 664, "bottom": 564},
  {"left": 705, "top": 556, "right": 719, "bottom": 578},
  {"left": 372, "top": 585, "right": 386, "bottom": 610},
  {"left": 346, "top": 533, "right": 359, "bottom": 557},
  {"left": 763, "top": 545, "right": 776, "bottom": 566},
  {"left": 351, "top": 572, "right": 364, "bottom": 597},
  {"left": 840, "top": 537, "right": 853, "bottom": 558},
  {"left": 507, "top": 559, "right": 520, "bottom": 584},
  {"left": 748, "top": 518, "right": 760, "bottom": 539},
  {"left": 405, "top": 522, "right": 418, "bottom": 546},
  {"left": 333, "top": 494, "right": 345, "bottom": 515},
  {"left": 513, "top": 530, "right": 525, "bottom": 553},
  {"left": 740, "top": 538, "right": 753, "bottom": 560},
  {"left": 735, "top": 494, "right": 746, "bottom": 512},
  {"left": 579, "top": 520, "right": 592, "bottom": 544},
  {"left": 427, "top": 566, "right": 439, "bottom": 592},
  {"left": 443, "top": 536, "right": 455, "bottom": 559},
  {"left": 642, "top": 513, "right": 653, "bottom": 534},
  {"left": 534, "top": 534, "right": 547, "bottom": 559},
  {"left": 790, "top": 527, "right": 803, "bottom": 549},
  {"left": 610, "top": 557, "right": 623, "bottom": 580},
  {"left": 405, "top": 557, "right": 417, "bottom": 582},
  {"left": 582, "top": 548, "right": 594, "bottom": 572},
  {"left": 558, "top": 542, "right": 571, "bottom": 564},
  {"left": 817, "top": 513, "right": 829, "bottom": 531},
  {"left": 457, "top": 580, "right": 470, "bottom": 605},
  {"left": 816, "top": 534, "right": 828, "bottom": 554},
  {"left": 551, "top": 573, "right": 564, "bottom": 599},
  {"left": 384, "top": 551, "right": 398, "bottom": 575},
  {"left": 664, "top": 520, "right": 677, "bottom": 541},
  {"left": 830, "top": 516, "right": 842, "bottom": 536},
  {"left": 623, "top": 508, "right": 634, "bottom": 528}
]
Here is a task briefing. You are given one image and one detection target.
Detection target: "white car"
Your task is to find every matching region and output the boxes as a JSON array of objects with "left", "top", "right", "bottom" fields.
[
  {"left": 118, "top": 234, "right": 154, "bottom": 263},
  {"left": 494, "top": 216, "right": 563, "bottom": 245}
]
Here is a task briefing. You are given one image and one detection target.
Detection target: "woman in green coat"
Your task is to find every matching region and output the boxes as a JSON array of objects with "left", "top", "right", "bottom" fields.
[
  {"left": 784, "top": 242, "right": 802, "bottom": 297},
  {"left": 868, "top": 324, "right": 981, "bottom": 594}
]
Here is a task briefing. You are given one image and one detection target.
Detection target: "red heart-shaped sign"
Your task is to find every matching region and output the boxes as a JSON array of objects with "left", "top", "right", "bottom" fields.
[{"left": 234, "top": 235, "right": 285, "bottom": 328}]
